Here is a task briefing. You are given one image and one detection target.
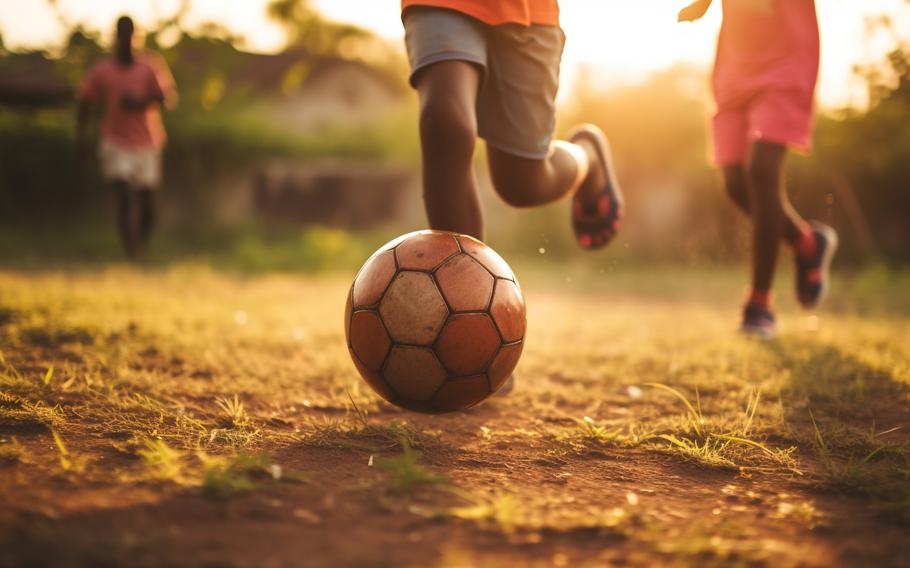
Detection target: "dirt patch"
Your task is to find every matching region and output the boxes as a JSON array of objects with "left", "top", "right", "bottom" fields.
[{"left": 0, "top": 269, "right": 908, "bottom": 567}]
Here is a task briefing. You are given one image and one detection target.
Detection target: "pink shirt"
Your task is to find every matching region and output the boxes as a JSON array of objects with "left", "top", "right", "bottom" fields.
[
  {"left": 713, "top": 0, "right": 819, "bottom": 107},
  {"left": 78, "top": 53, "right": 175, "bottom": 150}
]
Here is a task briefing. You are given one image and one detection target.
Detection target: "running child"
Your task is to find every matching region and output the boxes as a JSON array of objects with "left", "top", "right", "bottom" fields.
[
  {"left": 76, "top": 16, "right": 177, "bottom": 262},
  {"left": 679, "top": 0, "right": 838, "bottom": 339},
  {"left": 400, "top": 0, "right": 624, "bottom": 250}
]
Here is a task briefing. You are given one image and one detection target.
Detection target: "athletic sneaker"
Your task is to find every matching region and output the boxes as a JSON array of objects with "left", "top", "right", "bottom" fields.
[
  {"left": 568, "top": 124, "right": 624, "bottom": 251},
  {"left": 740, "top": 304, "right": 777, "bottom": 340},
  {"left": 795, "top": 222, "right": 838, "bottom": 309}
]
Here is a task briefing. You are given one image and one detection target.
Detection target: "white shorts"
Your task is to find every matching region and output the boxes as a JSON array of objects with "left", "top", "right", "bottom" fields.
[{"left": 99, "top": 142, "right": 162, "bottom": 189}]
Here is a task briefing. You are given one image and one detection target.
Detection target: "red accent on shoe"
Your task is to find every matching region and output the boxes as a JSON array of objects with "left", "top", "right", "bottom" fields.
[
  {"left": 747, "top": 289, "right": 772, "bottom": 310},
  {"left": 794, "top": 227, "right": 817, "bottom": 260},
  {"left": 597, "top": 195, "right": 611, "bottom": 216},
  {"left": 579, "top": 234, "right": 593, "bottom": 248},
  {"left": 807, "top": 268, "right": 822, "bottom": 284}
]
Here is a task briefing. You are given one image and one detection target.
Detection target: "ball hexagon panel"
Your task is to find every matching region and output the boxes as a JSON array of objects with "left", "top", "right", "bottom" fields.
[
  {"left": 352, "top": 249, "right": 397, "bottom": 307},
  {"left": 431, "top": 375, "right": 489, "bottom": 411},
  {"left": 490, "top": 279, "right": 526, "bottom": 343},
  {"left": 350, "top": 355, "right": 396, "bottom": 401},
  {"left": 435, "top": 313, "right": 501, "bottom": 376},
  {"left": 488, "top": 341, "right": 523, "bottom": 392},
  {"left": 379, "top": 271, "right": 449, "bottom": 345},
  {"left": 436, "top": 254, "right": 494, "bottom": 312},
  {"left": 396, "top": 232, "right": 460, "bottom": 271},
  {"left": 377, "top": 232, "right": 413, "bottom": 253},
  {"left": 383, "top": 345, "right": 448, "bottom": 401},
  {"left": 349, "top": 310, "right": 391, "bottom": 371},
  {"left": 457, "top": 235, "right": 515, "bottom": 280}
]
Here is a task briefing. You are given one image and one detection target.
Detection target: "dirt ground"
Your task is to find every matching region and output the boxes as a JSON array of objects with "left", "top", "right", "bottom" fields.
[{"left": 0, "top": 265, "right": 908, "bottom": 567}]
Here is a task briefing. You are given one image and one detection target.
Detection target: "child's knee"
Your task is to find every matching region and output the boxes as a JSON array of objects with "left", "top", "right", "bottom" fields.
[
  {"left": 488, "top": 154, "right": 547, "bottom": 208},
  {"left": 492, "top": 176, "right": 538, "bottom": 208},
  {"left": 419, "top": 99, "right": 476, "bottom": 161}
]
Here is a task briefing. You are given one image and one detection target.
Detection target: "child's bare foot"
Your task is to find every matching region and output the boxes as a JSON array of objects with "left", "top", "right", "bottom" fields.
[{"left": 568, "top": 124, "right": 624, "bottom": 250}]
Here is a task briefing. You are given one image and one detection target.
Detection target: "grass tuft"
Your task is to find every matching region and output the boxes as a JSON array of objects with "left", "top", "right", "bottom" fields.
[
  {"left": 138, "top": 439, "right": 185, "bottom": 482},
  {"left": 810, "top": 410, "right": 910, "bottom": 521},
  {"left": 214, "top": 394, "right": 250, "bottom": 429},
  {"left": 0, "top": 391, "right": 62, "bottom": 429},
  {"left": 550, "top": 416, "right": 637, "bottom": 454},
  {"left": 375, "top": 437, "right": 448, "bottom": 493},
  {"left": 645, "top": 384, "right": 798, "bottom": 472},
  {"left": 443, "top": 492, "right": 522, "bottom": 533},
  {"left": 51, "top": 429, "right": 86, "bottom": 473},
  {"left": 200, "top": 451, "right": 276, "bottom": 499}
]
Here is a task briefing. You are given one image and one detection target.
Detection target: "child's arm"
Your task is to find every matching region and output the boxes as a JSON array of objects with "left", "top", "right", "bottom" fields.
[{"left": 678, "top": 0, "right": 712, "bottom": 22}]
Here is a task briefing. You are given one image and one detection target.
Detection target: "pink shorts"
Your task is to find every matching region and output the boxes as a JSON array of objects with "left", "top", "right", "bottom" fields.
[{"left": 712, "top": 90, "right": 814, "bottom": 166}]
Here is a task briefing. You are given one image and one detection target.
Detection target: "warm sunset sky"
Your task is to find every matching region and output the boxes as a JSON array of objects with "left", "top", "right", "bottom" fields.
[{"left": 2, "top": 0, "right": 908, "bottom": 108}]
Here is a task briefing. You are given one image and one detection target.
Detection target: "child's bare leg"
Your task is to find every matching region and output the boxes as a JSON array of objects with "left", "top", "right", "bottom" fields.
[
  {"left": 486, "top": 140, "right": 602, "bottom": 209},
  {"left": 747, "top": 141, "right": 793, "bottom": 294},
  {"left": 415, "top": 61, "right": 484, "bottom": 240},
  {"left": 113, "top": 180, "right": 138, "bottom": 260},
  {"left": 723, "top": 163, "right": 806, "bottom": 245}
]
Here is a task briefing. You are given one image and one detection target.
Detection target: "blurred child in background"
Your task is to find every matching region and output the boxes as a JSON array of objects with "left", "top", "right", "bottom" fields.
[
  {"left": 679, "top": 0, "right": 837, "bottom": 339},
  {"left": 76, "top": 16, "right": 177, "bottom": 262}
]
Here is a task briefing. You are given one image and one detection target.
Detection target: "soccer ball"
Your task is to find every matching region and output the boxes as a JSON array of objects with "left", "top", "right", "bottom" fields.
[{"left": 344, "top": 230, "right": 526, "bottom": 413}]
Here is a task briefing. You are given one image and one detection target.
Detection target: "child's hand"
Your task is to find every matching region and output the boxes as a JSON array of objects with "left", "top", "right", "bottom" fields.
[
  {"left": 120, "top": 92, "right": 149, "bottom": 111},
  {"left": 678, "top": 0, "right": 712, "bottom": 22}
]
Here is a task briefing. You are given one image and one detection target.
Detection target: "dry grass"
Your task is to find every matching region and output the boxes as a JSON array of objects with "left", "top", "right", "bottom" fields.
[{"left": 0, "top": 263, "right": 908, "bottom": 564}]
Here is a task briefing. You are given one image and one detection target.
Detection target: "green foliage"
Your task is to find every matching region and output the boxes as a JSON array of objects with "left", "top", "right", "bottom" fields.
[
  {"left": 200, "top": 451, "right": 275, "bottom": 499},
  {"left": 266, "top": 0, "right": 370, "bottom": 56},
  {"left": 223, "top": 226, "right": 371, "bottom": 273},
  {"left": 375, "top": 438, "right": 448, "bottom": 493}
]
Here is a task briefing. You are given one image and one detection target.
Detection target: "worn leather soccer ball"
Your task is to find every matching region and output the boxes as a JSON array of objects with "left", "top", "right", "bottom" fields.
[{"left": 344, "top": 230, "right": 526, "bottom": 413}]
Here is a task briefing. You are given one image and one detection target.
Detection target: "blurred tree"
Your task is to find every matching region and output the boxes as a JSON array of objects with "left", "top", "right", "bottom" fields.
[
  {"left": 266, "top": 0, "right": 370, "bottom": 56},
  {"left": 811, "top": 15, "right": 910, "bottom": 260}
]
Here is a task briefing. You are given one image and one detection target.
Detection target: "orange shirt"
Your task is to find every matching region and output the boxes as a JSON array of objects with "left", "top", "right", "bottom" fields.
[{"left": 401, "top": 0, "right": 559, "bottom": 26}]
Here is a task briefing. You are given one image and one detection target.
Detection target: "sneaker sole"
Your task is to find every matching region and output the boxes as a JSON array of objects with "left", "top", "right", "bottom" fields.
[{"left": 739, "top": 323, "right": 778, "bottom": 341}]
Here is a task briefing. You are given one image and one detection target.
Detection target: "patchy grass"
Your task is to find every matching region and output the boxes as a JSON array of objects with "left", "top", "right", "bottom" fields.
[
  {"left": 200, "top": 452, "right": 278, "bottom": 499},
  {"left": 0, "top": 264, "right": 907, "bottom": 566},
  {"left": 374, "top": 438, "right": 449, "bottom": 493},
  {"left": 302, "top": 395, "right": 432, "bottom": 451},
  {"left": 643, "top": 384, "right": 799, "bottom": 472},
  {"left": 0, "top": 391, "right": 61, "bottom": 430},
  {"left": 138, "top": 439, "right": 186, "bottom": 482},
  {"left": 810, "top": 411, "right": 910, "bottom": 521}
]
